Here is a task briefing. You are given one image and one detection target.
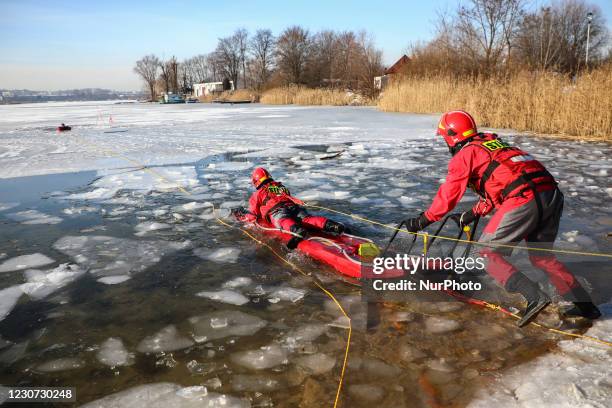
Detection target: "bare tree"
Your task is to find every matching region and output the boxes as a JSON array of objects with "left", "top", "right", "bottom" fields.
[
  {"left": 276, "top": 26, "right": 311, "bottom": 84},
  {"left": 516, "top": 0, "right": 608, "bottom": 73},
  {"left": 235, "top": 28, "right": 249, "bottom": 89},
  {"left": 357, "top": 31, "right": 384, "bottom": 96},
  {"left": 250, "top": 29, "right": 276, "bottom": 89},
  {"left": 310, "top": 30, "right": 338, "bottom": 86},
  {"left": 134, "top": 54, "right": 160, "bottom": 100},
  {"left": 215, "top": 33, "right": 242, "bottom": 89}
]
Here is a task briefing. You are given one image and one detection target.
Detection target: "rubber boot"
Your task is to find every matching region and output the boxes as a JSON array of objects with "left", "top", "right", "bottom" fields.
[
  {"left": 562, "top": 285, "right": 601, "bottom": 320},
  {"left": 504, "top": 272, "right": 551, "bottom": 327},
  {"left": 286, "top": 225, "right": 308, "bottom": 250},
  {"left": 323, "top": 220, "right": 345, "bottom": 235}
]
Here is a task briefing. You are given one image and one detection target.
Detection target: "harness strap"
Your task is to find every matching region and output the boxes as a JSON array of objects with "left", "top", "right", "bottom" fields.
[
  {"left": 500, "top": 170, "right": 556, "bottom": 200},
  {"left": 478, "top": 160, "right": 501, "bottom": 195}
]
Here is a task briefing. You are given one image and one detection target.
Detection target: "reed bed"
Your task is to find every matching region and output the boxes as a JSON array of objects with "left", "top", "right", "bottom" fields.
[
  {"left": 260, "top": 86, "right": 356, "bottom": 106},
  {"left": 378, "top": 65, "right": 612, "bottom": 141}
]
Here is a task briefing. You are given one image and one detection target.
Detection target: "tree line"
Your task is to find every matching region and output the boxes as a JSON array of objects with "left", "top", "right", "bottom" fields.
[
  {"left": 403, "top": 0, "right": 609, "bottom": 77},
  {"left": 134, "top": 27, "right": 384, "bottom": 100}
]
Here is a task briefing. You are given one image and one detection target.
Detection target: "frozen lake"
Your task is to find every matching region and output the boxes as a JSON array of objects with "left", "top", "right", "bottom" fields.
[{"left": 0, "top": 101, "right": 610, "bottom": 407}]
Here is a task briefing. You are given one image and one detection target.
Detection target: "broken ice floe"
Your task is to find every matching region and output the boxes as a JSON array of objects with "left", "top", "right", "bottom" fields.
[
  {"left": 0, "top": 253, "right": 55, "bottom": 273},
  {"left": 53, "top": 235, "right": 190, "bottom": 278},
  {"left": 268, "top": 287, "right": 306, "bottom": 303},
  {"left": 35, "top": 358, "right": 85, "bottom": 372},
  {"left": 230, "top": 344, "right": 288, "bottom": 370},
  {"left": 294, "top": 353, "right": 336, "bottom": 375},
  {"left": 0, "top": 202, "right": 19, "bottom": 211},
  {"left": 97, "top": 275, "right": 131, "bottom": 285},
  {"left": 79, "top": 383, "right": 250, "bottom": 408},
  {"left": 0, "top": 286, "right": 24, "bottom": 321},
  {"left": 189, "top": 310, "right": 267, "bottom": 343},
  {"left": 97, "top": 338, "right": 134, "bottom": 367},
  {"left": 223, "top": 277, "right": 253, "bottom": 289},
  {"left": 196, "top": 289, "right": 249, "bottom": 306},
  {"left": 231, "top": 375, "right": 282, "bottom": 392},
  {"left": 194, "top": 247, "right": 241, "bottom": 263},
  {"left": 137, "top": 325, "right": 194, "bottom": 353},
  {"left": 20, "top": 264, "right": 85, "bottom": 300},
  {"left": 6, "top": 209, "right": 62, "bottom": 225},
  {"left": 134, "top": 221, "right": 172, "bottom": 236}
]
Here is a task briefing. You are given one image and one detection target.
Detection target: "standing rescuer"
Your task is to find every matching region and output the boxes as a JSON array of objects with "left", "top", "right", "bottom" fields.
[{"left": 404, "top": 110, "right": 601, "bottom": 326}]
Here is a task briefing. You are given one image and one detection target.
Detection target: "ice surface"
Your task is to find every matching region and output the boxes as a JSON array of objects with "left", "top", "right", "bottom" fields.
[
  {"left": 222, "top": 277, "right": 253, "bottom": 289},
  {"left": 230, "top": 344, "right": 288, "bottom": 370},
  {"left": 469, "top": 303, "right": 612, "bottom": 408},
  {"left": 79, "top": 383, "right": 250, "bottom": 408},
  {"left": 137, "top": 325, "right": 194, "bottom": 353},
  {"left": 6, "top": 209, "right": 63, "bottom": 225},
  {"left": 194, "top": 247, "right": 241, "bottom": 263},
  {"left": 21, "top": 263, "right": 85, "bottom": 300},
  {"left": 189, "top": 310, "right": 266, "bottom": 343},
  {"left": 0, "top": 253, "right": 55, "bottom": 273},
  {"left": 54, "top": 235, "right": 190, "bottom": 277},
  {"left": 134, "top": 221, "right": 172, "bottom": 235},
  {"left": 35, "top": 358, "right": 85, "bottom": 372},
  {"left": 269, "top": 287, "right": 306, "bottom": 303},
  {"left": 97, "top": 338, "right": 134, "bottom": 367},
  {"left": 196, "top": 289, "right": 249, "bottom": 306},
  {"left": 231, "top": 375, "right": 282, "bottom": 392},
  {"left": 294, "top": 353, "right": 336, "bottom": 375},
  {"left": 0, "top": 202, "right": 19, "bottom": 211},
  {"left": 0, "top": 286, "right": 24, "bottom": 321},
  {"left": 97, "top": 275, "right": 131, "bottom": 285},
  {"left": 208, "top": 162, "right": 253, "bottom": 171}
]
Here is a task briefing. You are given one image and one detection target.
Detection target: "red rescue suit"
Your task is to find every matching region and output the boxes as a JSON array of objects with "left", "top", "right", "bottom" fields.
[
  {"left": 424, "top": 133, "right": 578, "bottom": 295},
  {"left": 247, "top": 180, "right": 328, "bottom": 232}
]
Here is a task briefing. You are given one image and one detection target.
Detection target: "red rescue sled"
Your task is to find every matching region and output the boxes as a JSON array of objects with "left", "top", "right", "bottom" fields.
[{"left": 236, "top": 217, "right": 404, "bottom": 280}]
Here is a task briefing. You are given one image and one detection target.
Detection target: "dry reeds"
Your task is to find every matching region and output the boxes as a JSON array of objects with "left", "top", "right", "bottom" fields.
[
  {"left": 378, "top": 64, "right": 612, "bottom": 141},
  {"left": 260, "top": 86, "right": 357, "bottom": 106}
]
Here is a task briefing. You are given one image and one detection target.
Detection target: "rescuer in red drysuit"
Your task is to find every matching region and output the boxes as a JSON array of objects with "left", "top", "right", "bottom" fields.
[
  {"left": 234, "top": 167, "right": 346, "bottom": 249},
  {"left": 404, "top": 110, "right": 600, "bottom": 326}
]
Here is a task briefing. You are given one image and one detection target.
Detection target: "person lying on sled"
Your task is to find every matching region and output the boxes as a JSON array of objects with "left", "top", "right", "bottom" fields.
[
  {"left": 233, "top": 167, "right": 346, "bottom": 249},
  {"left": 403, "top": 110, "right": 600, "bottom": 327}
]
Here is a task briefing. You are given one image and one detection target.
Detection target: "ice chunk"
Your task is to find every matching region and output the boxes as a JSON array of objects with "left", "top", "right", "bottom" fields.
[
  {"left": 189, "top": 310, "right": 266, "bottom": 342},
  {"left": 0, "top": 202, "right": 19, "bottom": 211},
  {"left": 97, "top": 275, "right": 131, "bottom": 285},
  {"left": 137, "top": 325, "right": 194, "bottom": 353},
  {"left": 348, "top": 384, "right": 385, "bottom": 402},
  {"left": 295, "top": 353, "right": 336, "bottom": 375},
  {"left": 0, "top": 253, "right": 55, "bottom": 273},
  {"left": 134, "top": 221, "right": 172, "bottom": 235},
  {"left": 36, "top": 358, "right": 85, "bottom": 372},
  {"left": 172, "top": 201, "right": 212, "bottom": 213},
  {"left": 0, "top": 286, "right": 24, "bottom": 321},
  {"left": 97, "top": 338, "right": 134, "bottom": 367},
  {"left": 194, "top": 247, "right": 241, "bottom": 263},
  {"left": 223, "top": 277, "right": 253, "bottom": 289},
  {"left": 230, "top": 344, "right": 288, "bottom": 370},
  {"left": 7, "top": 210, "right": 62, "bottom": 225},
  {"left": 196, "top": 290, "right": 249, "bottom": 306},
  {"left": 425, "top": 317, "right": 462, "bottom": 334},
  {"left": 79, "top": 383, "right": 250, "bottom": 408},
  {"left": 231, "top": 375, "right": 281, "bottom": 392},
  {"left": 54, "top": 235, "right": 189, "bottom": 278},
  {"left": 282, "top": 323, "right": 327, "bottom": 349},
  {"left": 269, "top": 287, "right": 306, "bottom": 303},
  {"left": 20, "top": 264, "right": 85, "bottom": 300}
]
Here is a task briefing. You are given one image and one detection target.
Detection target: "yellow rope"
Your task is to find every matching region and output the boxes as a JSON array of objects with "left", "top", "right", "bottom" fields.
[{"left": 305, "top": 204, "right": 612, "bottom": 259}]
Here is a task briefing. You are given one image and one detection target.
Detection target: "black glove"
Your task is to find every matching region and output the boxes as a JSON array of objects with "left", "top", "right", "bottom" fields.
[
  {"left": 230, "top": 206, "right": 248, "bottom": 217},
  {"left": 449, "top": 209, "right": 477, "bottom": 227},
  {"left": 404, "top": 213, "right": 432, "bottom": 233}
]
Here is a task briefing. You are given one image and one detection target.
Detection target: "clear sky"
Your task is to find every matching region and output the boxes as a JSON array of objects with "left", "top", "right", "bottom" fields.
[{"left": 1, "top": 0, "right": 611, "bottom": 91}]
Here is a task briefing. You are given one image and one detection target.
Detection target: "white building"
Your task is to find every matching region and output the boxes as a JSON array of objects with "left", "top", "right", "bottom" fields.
[{"left": 193, "top": 81, "right": 235, "bottom": 97}]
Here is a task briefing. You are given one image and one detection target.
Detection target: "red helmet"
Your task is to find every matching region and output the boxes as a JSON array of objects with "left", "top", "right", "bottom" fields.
[
  {"left": 251, "top": 167, "right": 272, "bottom": 188},
  {"left": 436, "top": 110, "right": 478, "bottom": 148}
]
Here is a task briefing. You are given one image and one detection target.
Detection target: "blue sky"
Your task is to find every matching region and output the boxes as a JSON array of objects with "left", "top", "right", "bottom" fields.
[{"left": 1, "top": 0, "right": 611, "bottom": 91}]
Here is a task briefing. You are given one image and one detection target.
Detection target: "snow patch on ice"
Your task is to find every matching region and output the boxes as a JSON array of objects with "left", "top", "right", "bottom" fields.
[
  {"left": 196, "top": 289, "right": 249, "bottom": 306},
  {"left": 0, "top": 253, "right": 55, "bottom": 273}
]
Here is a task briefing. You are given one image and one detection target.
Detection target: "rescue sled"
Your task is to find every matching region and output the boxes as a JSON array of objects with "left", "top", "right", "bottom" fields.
[{"left": 234, "top": 216, "right": 404, "bottom": 280}]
